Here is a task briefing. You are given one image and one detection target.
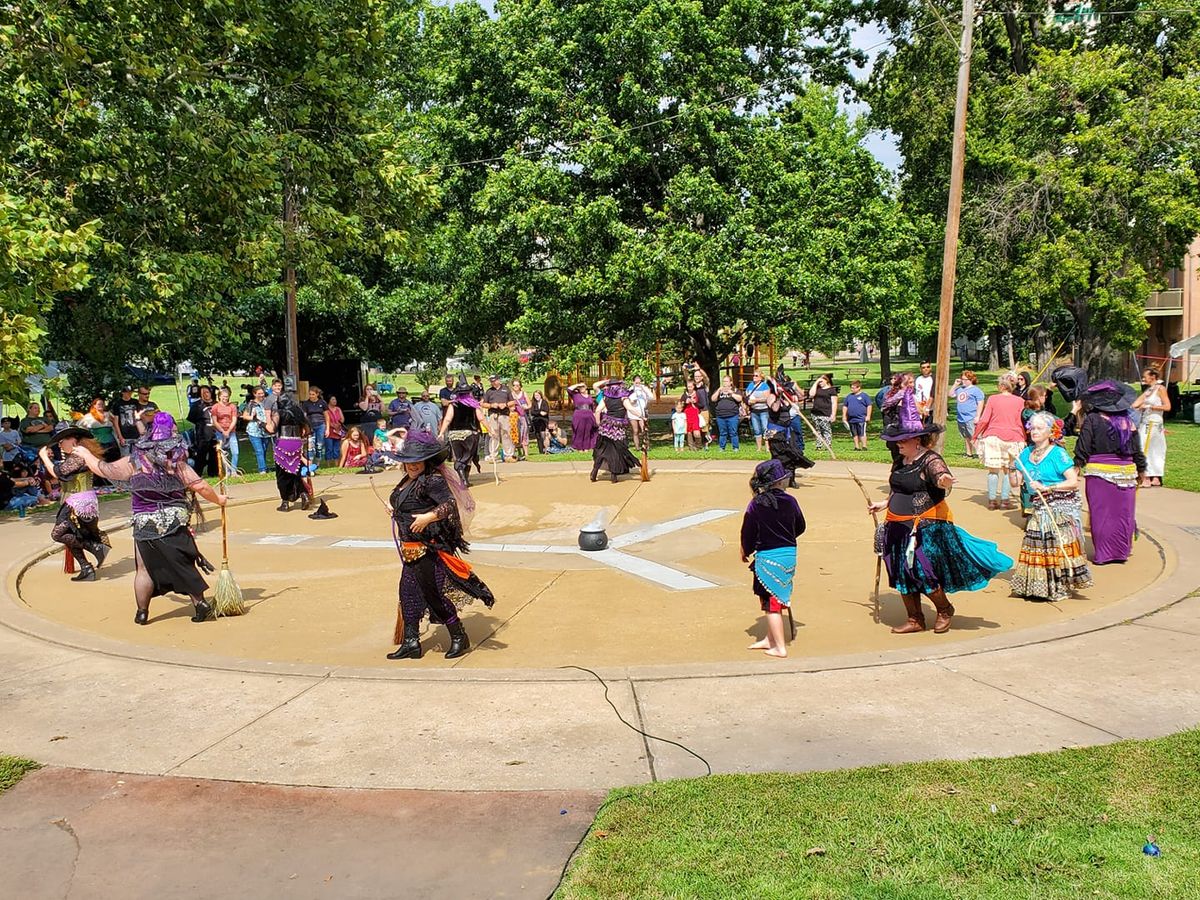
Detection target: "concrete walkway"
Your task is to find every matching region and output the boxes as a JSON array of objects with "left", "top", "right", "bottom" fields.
[
  {"left": 2, "top": 460, "right": 1200, "bottom": 792},
  {"left": 0, "top": 766, "right": 602, "bottom": 900}
]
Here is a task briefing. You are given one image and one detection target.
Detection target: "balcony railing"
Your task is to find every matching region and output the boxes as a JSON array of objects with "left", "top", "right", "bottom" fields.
[{"left": 1146, "top": 289, "right": 1183, "bottom": 315}]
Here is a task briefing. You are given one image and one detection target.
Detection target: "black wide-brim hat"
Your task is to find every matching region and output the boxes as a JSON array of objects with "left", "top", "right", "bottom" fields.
[
  {"left": 47, "top": 425, "right": 92, "bottom": 445},
  {"left": 881, "top": 421, "right": 945, "bottom": 443},
  {"left": 1051, "top": 365, "right": 1088, "bottom": 402},
  {"left": 1082, "top": 380, "right": 1135, "bottom": 413},
  {"left": 394, "top": 433, "right": 450, "bottom": 466}
]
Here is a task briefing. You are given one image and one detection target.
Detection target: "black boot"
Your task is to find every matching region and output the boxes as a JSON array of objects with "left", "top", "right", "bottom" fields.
[
  {"left": 134, "top": 608, "right": 149, "bottom": 625},
  {"left": 277, "top": 500, "right": 290, "bottom": 512},
  {"left": 387, "top": 623, "right": 423, "bottom": 660},
  {"left": 445, "top": 620, "right": 470, "bottom": 659},
  {"left": 191, "top": 599, "right": 213, "bottom": 622},
  {"left": 590, "top": 466, "right": 599, "bottom": 483},
  {"left": 70, "top": 551, "right": 96, "bottom": 582},
  {"left": 87, "top": 541, "right": 110, "bottom": 569}
]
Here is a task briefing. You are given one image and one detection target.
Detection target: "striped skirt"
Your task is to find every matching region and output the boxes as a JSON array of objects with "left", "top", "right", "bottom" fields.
[{"left": 1010, "top": 489, "right": 1092, "bottom": 602}]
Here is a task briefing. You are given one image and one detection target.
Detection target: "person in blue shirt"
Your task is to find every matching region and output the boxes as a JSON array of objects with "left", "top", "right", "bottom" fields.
[
  {"left": 841, "top": 380, "right": 873, "bottom": 450},
  {"left": 1010, "top": 411, "right": 1091, "bottom": 602},
  {"left": 952, "top": 370, "right": 986, "bottom": 457}
]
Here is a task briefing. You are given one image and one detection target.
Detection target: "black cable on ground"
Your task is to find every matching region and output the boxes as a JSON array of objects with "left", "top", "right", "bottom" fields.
[
  {"left": 545, "top": 665, "right": 714, "bottom": 898},
  {"left": 559, "top": 664, "right": 712, "bottom": 777}
]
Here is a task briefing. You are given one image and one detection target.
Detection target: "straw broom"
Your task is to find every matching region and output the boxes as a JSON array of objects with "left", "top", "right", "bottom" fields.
[{"left": 212, "top": 441, "right": 246, "bottom": 616}]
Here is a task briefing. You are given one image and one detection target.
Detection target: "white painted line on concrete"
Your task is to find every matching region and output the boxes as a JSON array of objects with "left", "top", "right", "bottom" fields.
[
  {"left": 607, "top": 508, "right": 739, "bottom": 548},
  {"left": 255, "top": 534, "right": 314, "bottom": 546},
  {"left": 585, "top": 548, "right": 720, "bottom": 590},
  {"left": 330, "top": 539, "right": 393, "bottom": 549}
]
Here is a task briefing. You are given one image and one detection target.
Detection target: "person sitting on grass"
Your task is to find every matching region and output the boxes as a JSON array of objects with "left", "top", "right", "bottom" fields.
[
  {"left": 1, "top": 467, "right": 42, "bottom": 517},
  {"left": 740, "top": 459, "right": 806, "bottom": 659},
  {"left": 544, "top": 421, "right": 570, "bottom": 453}
]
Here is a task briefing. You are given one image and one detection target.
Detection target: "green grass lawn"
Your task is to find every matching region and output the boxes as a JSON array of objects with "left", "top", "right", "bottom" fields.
[
  {"left": 0, "top": 755, "right": 38, "bottom": 794},
  {"left": 557, "top": 729, "right": 1200, "bottom": 899}
]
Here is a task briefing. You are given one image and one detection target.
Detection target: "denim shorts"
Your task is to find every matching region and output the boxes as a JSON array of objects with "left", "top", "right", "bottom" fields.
[
  {"left": 847, "top": 420, "right": 866, "bottom": 438},
  {"left": 957, "top": 419, "right": 975, "bottom": 441}
]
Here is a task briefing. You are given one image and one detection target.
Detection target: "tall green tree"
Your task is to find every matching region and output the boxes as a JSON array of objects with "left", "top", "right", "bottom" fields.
[
  {"left": 866, "top": 1, "right": 1200, "bottom": 375},
  {"left": 2, "top": 0, "right": 431, "bottom": 404}
]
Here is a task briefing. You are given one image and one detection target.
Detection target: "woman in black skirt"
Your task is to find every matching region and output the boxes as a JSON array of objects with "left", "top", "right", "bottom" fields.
[
  {"left": 71, "top": 412, "right": 227, "bottom": 625},
  {"left": 386, "top": 430, "right": 494, "bottom": 660},
  {"left": 590, "top": 378, "right": 640, "bottom": 483}
]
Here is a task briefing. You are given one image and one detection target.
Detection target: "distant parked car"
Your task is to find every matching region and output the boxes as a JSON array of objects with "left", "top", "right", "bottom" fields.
[
  {"left": 445, "top": 356, "right": 469, "bottom": 372},
  {"left": 402, "top": 360, "right": 421, "bottom": 373},
  {"left": 125, "top": 364, "right": 175, "bottom": 386}
]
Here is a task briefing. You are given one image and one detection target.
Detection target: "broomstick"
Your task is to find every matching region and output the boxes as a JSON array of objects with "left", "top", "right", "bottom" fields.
[
  {"left": 794, "top": 407, "right": 883, "bottom": 623},
  {"left": 1013, "top": 454, "right": 1071, "bottom": 566},
  {"left": 212, "top": 441, "right": 246, "bottom": 616}
]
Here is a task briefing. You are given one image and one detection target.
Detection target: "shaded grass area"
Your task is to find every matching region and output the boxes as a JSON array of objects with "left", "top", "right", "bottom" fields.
[
  {"left": 0, "top": 755, "right": 39, "bottom": 794},
  {"left": 558, "top": 730, "right": 1200, "bottom": 899}
]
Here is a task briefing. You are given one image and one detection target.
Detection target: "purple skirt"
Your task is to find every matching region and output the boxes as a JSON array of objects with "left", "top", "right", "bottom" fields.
[
  {"left": 1085, "top": 476, "right": 1136, "bottom": 565},
  {"left": 571, "top": 408, "right": 598, "bottom": 451}
]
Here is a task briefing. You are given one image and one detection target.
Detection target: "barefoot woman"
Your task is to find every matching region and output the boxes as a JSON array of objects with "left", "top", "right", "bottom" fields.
[{"left": 740, "top": 459, "right": 806, "bottom": 658}]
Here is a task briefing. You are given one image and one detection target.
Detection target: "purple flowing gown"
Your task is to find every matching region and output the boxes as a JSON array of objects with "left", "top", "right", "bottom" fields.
[{"left": 570, "top": 392, "right": 598, "bottom": 450}]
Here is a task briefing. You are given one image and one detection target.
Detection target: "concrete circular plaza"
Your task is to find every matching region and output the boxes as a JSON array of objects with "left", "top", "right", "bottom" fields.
[{"left": 3, "top": 459, "right": 1200, "bottom": 791}]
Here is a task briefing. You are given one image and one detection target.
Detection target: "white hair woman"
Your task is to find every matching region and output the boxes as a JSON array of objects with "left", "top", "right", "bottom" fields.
[{"left": 1010, "top": 411, "right": 1092, "bottom": 602}]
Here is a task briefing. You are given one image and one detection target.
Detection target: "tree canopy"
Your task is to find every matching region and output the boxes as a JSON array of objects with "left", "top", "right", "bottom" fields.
[{"left": 3, "top": 0, "right": 1198, "bottom": 399}]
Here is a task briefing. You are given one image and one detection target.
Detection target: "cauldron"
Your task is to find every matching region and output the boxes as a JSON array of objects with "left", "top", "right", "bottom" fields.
[{"left": 578, "top": 525, "right": 608, "bottom": 552}]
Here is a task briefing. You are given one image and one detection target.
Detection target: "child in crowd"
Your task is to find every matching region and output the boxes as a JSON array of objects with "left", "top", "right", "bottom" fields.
[
  {"left": 671, "top": 401, "right": 688, "bottom": 451},
  {"left": 842, "top": 380, "right": 872, "bottom": 450},
  {"left": 0, "top": 466, "right": 41, "bottom": 517},
  {"left": 740, "top": 459, "right": 806, "bottom": 659}
]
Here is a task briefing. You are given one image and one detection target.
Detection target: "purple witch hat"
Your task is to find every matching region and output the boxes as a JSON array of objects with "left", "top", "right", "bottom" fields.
[
  {"left": 148, "top": 412, "right": 177, "bottom": 441},
  {"left": 880, "top": 388, "right": 943, "bottom": 443}
]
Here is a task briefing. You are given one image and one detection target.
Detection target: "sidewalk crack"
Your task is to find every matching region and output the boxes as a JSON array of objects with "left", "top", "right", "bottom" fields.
[
  {"left": 161, "top": 673, "right": 330, "bottom": 775},
  {"left": 928, "top": 659, "right": 1127, "bottom": 741},
  {"left": 51, "top": 817, "right": 81, "bottom": 900},
  {"left": 629, "top": 679, "right": 658, "bottom": 783}
]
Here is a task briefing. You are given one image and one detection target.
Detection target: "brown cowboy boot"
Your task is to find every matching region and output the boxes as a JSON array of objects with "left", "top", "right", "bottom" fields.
[
  {"left": 891, "top": 594, "right": 927, "bottom": 634},
  {"left": 930, "top": 589, "right": 955, "bottom": 634}
]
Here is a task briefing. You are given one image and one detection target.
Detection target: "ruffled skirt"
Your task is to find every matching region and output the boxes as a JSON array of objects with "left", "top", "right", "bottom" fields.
[{"left": 882, "top": 519, "right": 1012, "bottom": 596}]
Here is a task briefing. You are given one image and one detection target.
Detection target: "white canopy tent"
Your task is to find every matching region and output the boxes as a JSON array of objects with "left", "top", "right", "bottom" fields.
[{"left": 1169, "top": 333, "right": 1200, "bottom": 359}]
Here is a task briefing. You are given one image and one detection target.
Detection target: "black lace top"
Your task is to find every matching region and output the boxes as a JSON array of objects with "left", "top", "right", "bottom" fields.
[
  {"left": 390, "top": 473, "right": 466, "bottom": 553},
  {"left": 888, "top": 451, "right": 951, "bottom": 517}
]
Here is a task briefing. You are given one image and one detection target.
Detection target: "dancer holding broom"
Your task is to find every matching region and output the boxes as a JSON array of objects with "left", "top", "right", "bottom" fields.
[
  {"left": 866, "top": 390, "right": 1012, "bottom": 635},
  {"left": 71, "top": 412, "right": 226, "bottom": 625},
  {"left": 385, "top": 430, "right": 495, "bottom": 660}
]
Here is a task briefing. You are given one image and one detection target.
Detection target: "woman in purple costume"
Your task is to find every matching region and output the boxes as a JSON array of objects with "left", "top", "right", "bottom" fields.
[
  {"left": 567, "top": 383, "right": 598, "bottom": 450},
  {"left": 1073, "top": 381, "right": 1145, "bottom": 565},
  {"left": 590, "top": 379, "right": 640, "bottom": 483},
  {"left": 71, "top": 413, "right": 227, "bottom": 625},
  {"left": 272, "top": 394, "right": 312, "bottom": 512}
]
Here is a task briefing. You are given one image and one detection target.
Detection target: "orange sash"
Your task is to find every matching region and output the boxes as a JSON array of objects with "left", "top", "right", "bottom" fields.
[
  {"left": 885, "top": 500, "right": 953, "bottom": 525},
  {"left": 401, "top": 540, "right": 475, "bottom": 579}
]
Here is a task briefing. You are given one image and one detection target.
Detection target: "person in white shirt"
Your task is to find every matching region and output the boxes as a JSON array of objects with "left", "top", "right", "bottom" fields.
[
  {"left": 914, "top": 361, "right": 934, "bottom": 417},
  {"left": 626, "top": 375, "right": 653, "bottom": 452}
]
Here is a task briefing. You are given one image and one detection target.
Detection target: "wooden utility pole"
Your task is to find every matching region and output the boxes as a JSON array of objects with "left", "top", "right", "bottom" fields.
[
  {"left": 932, "top": 0, "right": 975, "bottom": 451},
  {"left": 283, "top": 183, "right": 300, "bottom": 383}
]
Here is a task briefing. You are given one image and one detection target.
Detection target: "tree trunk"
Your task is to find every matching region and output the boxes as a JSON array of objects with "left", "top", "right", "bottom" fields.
[
  {"left": 1033, "top": 323, "right": 1048, "bottom": 375},
  {"left": 878, "top": 324, "right": 892, "bottom": 382},
  {"left": 688, "top": 330, "right": 723, "bottom": 393},
  {"left": 1006, "top": 330, "right": 1016, "bottom": 370},
  {"left": 988, "top": 326, "right": 1002, "bottom": 370}
]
